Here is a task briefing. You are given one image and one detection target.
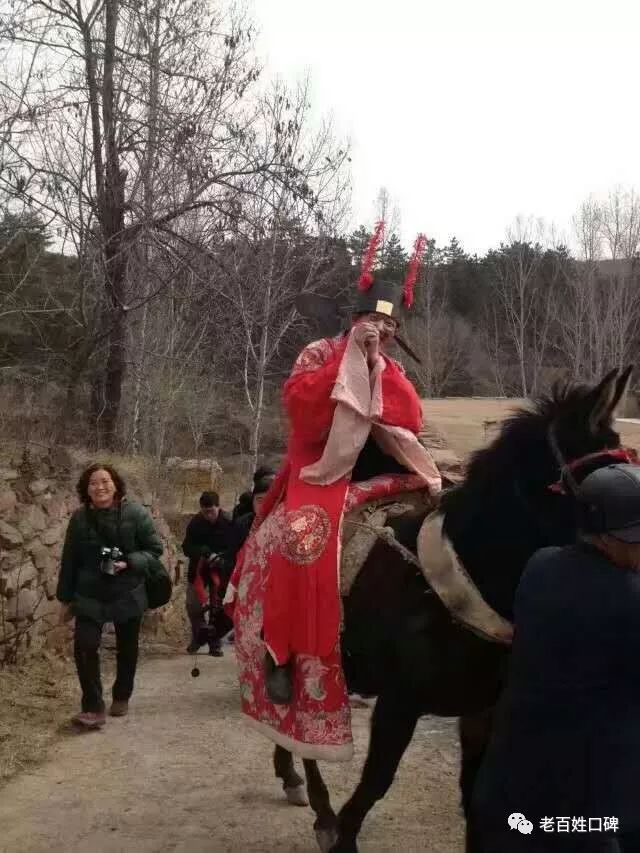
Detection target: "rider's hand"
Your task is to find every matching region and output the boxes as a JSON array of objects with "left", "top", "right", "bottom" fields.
[
  {"left": 352, "top": 321, "right": 380, "bottom": 364},
  {"left": 365, "top": 335, "right": 380, "bottom": 368}
]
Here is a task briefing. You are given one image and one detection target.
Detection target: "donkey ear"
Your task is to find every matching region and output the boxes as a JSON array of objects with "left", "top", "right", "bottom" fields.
[
  {"left": 608, "top": 365, "right": 634, "bottom": 419},
  {"left": 588, "top": 368, "right": 619, "bottom": 433}
]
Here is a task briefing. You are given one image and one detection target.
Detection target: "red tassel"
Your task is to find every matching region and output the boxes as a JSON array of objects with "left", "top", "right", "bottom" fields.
[
  {"left": 403, "top": 233, "right": 428, "bottom": 308},
  {"left": 358, "top": 220, "right": 385, "bottom": 291}
]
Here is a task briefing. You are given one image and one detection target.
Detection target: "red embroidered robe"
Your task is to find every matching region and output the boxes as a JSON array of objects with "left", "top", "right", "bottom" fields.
[{"left": 259, "top": 331, "right": 441, "bottom": 665}]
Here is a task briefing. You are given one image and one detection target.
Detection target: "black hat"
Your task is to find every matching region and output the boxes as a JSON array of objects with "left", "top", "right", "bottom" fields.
[
  {"left": 252, "top": 475, "right": 274, "bottom": 497},
  {"left": 253, "top": 465, "right": 276, "bottom": 483},
  {"left": 578, "top": 463, "right": 640, "bottom": 543},
  {"left": 354, "top": 224, "right": 427, "bottom": 320},
  {"left": 353, "top": 278, "right": 403, "bottom": 319}
]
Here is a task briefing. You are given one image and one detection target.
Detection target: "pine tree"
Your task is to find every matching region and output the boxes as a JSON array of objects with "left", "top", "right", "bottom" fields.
[
  {"left": 380, "top": 232, "right": 407, "bottom": 278},
  {"left": 347, "top": 225, "right": 372, "bottom": 268},
  {"left": 443, "top": 236, "right": 467, "bottom": 264}
]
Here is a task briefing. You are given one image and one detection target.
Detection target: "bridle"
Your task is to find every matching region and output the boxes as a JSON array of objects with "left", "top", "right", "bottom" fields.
[
  {"left": 507, "top": 426, "right": 638, "bottom": 544},
  {"left": 547, "top": 422, "right": 639, "bottom": 497}
]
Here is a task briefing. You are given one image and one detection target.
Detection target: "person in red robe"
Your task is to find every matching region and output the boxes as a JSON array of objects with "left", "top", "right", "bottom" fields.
[
  {"left": 260, "top": 283, "right": 442, "bottom": 703},
  {"left": 225, "top": 231, "right": 443, "bottom": 757}
]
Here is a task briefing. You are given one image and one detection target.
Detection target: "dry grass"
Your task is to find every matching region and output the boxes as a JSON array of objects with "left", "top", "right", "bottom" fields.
[
  {"left": 424, "top": 398, "right": 521, "bottom": 457},
  {"left": 0, "top": 656, "right": 77, "bottom": 785},
  {"left": 424, "top": 398, "right": 640, "bottom": 459},
  {"left": 0, "top": 645, "right": 168, "bottom": 789}
]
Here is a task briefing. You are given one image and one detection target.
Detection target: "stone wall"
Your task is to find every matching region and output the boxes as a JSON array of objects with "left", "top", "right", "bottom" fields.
[
  {"left": 0, "top": 446, "right": 184, "bottom": 663},
  {"left": 161, "top": 457, "right": 223, "bottom": 514}
]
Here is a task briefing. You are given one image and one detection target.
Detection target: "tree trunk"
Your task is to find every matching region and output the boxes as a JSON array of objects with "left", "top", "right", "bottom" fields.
[
  {"left": 101, "top": 0, "right": 127, "bottom": 450},
  {"left": 250, "top": 323, "right": 268, "bottom": 471},
  {"left": 130, "top": 295, "right": 148, "bottom": 455},
  {"left": 131, "top": 2, "right": 161, "bottom": 455}
]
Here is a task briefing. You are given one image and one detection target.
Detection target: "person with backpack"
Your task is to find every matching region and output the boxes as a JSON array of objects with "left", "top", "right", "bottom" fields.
[{"left": 56, "top": 463, "right": 164, "bottom": 729}]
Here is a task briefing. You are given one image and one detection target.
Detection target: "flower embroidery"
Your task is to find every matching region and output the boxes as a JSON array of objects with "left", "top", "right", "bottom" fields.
[
  {"left": 282, "top": 505, "right": 332, "bottom": 565},
  {"left": 240, "top": 680, "right": 254, "bottom": 704},
  {"left": 290, "top": 337, "right": 341, "bottom": 377},
  {"left": 299, "top": 655, "right": 329, "bottom": 702}
]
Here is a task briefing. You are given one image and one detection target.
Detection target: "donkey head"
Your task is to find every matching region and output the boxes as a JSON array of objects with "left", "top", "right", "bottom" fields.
[
  {"left": 546, "top": 366, "right": 633, "bottom": 473},
  {"left": 462, "top": 366, "right": 634, "bottom": 500},
  {"left": 440, "top": 368, "right": 635, "bottom": 622}
]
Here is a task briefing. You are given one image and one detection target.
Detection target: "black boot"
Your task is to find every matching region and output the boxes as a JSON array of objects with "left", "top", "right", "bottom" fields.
[
  {"left": 209, "top": 641, "right": 223, "bottom": 657},
  {"left": 265, "top": 653, "right": 293, "bottom": 705}
]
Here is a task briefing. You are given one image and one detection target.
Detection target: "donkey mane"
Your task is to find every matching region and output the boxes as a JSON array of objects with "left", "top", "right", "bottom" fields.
[{"left": 462, "top": 381, "right": 599, "bottom": 493}]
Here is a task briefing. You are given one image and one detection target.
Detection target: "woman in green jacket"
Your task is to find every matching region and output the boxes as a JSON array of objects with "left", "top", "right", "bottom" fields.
[{"left": 56, "top": 463, "right": 163, "bottom": 729}]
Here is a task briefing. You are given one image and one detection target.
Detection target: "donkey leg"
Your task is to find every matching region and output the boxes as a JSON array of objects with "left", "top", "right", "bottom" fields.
[
  {"left": 331, "top": 692, "right": 420, "bottom": 853},
  {"left": 303, "top": 759, "right": 338, "bottom": 853},
  {"left": 273, "top": 745, "right": 308, "bottom": 806},
  {"left": 458, "top": 707, "right": 495, "bottom": 853}
]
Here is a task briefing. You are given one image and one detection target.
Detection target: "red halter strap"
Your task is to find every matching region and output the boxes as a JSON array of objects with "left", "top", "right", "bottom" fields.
[{"left": 548, "top": 447, "right": 640, "bottom": 494}]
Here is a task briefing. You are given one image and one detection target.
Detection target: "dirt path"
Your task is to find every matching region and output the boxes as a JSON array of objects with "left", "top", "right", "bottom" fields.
[{"left": 0, "top": 653, "right": 464, "bottom": 853}]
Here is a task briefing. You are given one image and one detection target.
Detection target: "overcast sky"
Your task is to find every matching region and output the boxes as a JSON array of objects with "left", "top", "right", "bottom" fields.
[{"left": 252, "top": 0, "right": 640, "bottom": 255}]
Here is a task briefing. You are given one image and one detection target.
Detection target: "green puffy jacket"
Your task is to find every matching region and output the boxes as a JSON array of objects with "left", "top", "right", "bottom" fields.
[{"left": 56, "top": 499, "right": 163, "bottom": 624}]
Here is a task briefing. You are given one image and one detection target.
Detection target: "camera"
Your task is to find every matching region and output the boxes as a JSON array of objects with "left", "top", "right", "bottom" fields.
[{"left": 100, "top": 546, "right": 123, "bottom": 576}]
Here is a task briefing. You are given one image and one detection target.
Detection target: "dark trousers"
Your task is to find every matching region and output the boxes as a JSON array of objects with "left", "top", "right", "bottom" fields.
[
  {"left": 186, "top": 584, "right": 232, "bottom": 650},
  {"left": 74, "top": 616, "right": 142, "bottom": 713}
]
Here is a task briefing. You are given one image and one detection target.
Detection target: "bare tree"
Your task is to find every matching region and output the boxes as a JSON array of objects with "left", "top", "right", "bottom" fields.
[
  {"left": 374, "top": 186, "right": 401, "bottom": 259},
  {"left": 0, "top": 0, "right": 317, "bottom": 448},
  {"left": 222, "top": 80, "right": 350, "bottom": 466},
  {"left": 559, "top": 191, "right": 640, "bottom": 384},
  {"left": 406, "top": 252, "right": 470, "bottom": 397},
  {"left": 600, "top": 187, "right": 640, "bottom": 261},
  {"left": 573, "top": 196, "right": 603, "bottom": 263},
  {"left": 484, "top": 217, "right": 558, "bottom": 396}
]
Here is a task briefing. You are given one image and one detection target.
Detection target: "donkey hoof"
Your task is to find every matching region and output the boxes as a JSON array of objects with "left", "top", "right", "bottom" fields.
[
  {"left": 315, "top": 827, "right": 339, "bottom": 853},
  {"left": 284, "top": 784, "right": 308, "bottom": 806}
]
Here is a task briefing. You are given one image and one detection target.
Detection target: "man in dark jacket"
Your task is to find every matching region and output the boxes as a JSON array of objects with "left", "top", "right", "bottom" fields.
[
  {"left": 472, "top": 463, "right": 640, "bottom": 852},
  {"left": 229, "top": 474, "right": 274, "bottom": 562},
  {"left": 232, "top": 465, "right": 276, "bottom": 522},
  {"left": 182, "top": 491, "right": 234, "bottom": 655}
]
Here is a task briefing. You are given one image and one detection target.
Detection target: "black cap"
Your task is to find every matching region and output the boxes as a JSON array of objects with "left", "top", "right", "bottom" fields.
[
  {"left": 578, "top": 463, "right": 640, "bottom": 543},
  {"left": 252, "top": 476, "right": 274, "bottom": 497},
  {"left": 253, "top": 465, "right": 275, "bottom": 483},
  {"left": 353, "top": 279, "right": 403, "bottom": 320}
]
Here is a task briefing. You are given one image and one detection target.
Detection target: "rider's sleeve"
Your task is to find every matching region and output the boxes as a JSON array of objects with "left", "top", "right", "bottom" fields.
[
  {"left": 283, "top": 338, "right": 346, "bottom": 442},
  {"left": 379, "top": 360, "right": 423, "bottom": 434}
]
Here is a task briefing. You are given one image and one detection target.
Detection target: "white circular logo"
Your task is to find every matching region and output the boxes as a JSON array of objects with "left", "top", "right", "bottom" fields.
[{"left": 508, "top": 813, "right": 533, "bottom": 835}]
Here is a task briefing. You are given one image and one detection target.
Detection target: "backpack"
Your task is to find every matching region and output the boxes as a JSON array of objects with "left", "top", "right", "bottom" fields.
[{"left": 146, "top": 557, "right": 173, "bottom": 610}]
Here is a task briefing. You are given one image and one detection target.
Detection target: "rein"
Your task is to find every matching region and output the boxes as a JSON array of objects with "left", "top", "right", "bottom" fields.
[
  {"left": 508, "top": 427, "right": 638, "bottom": 541},
  {"left": 546, "top": 423, "right": 639, "bottom": 496},
  {"left": 547, "top": 423, "right": 580, "bottom": 496}
]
